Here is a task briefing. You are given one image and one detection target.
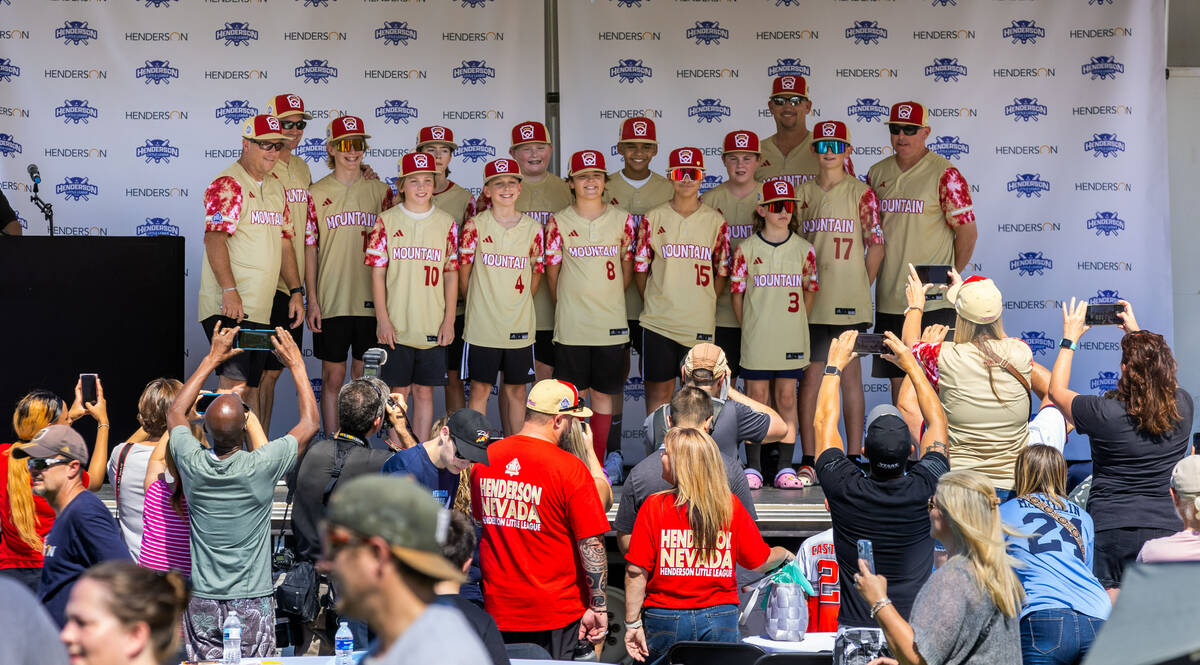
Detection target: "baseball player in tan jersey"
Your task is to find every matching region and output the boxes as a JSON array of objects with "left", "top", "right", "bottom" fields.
[
  {"left": 417, "top": 125, "right": 478, "bottom": 415},
  {"left": 797, "top": 120, "right": 884, "bottom": 465},
  {"left": 702, "top": 130, "right": 764, "bottom": 377},
  {"left": 304, "top": 116, "right": 396, "bottom": 432},
  {"left": 199, "top": 114, "right": 303, "bottom": 398},
  {"left": 365, "top": 152, "right": 459, "bottom": 440},
  {"left": 601, "top": 116, "right": 674, "bottom": 481},
  {"left": 730, "top": 178, "right": 816, "bottom": 489},
  {"left": 867, "top": 101, "right": 977, "bottom": 398},
  {"left": 459, "top": 158, "right": 545, "bottom": 435},
  {"left": 544, "top": 149, "right": 637, "bottom": 464},
  {"left": 755, "top": 76, "right": 855, "bottom": 189},
  {"left": 635, "top": 147, "right": 732, "bottom": 413}
]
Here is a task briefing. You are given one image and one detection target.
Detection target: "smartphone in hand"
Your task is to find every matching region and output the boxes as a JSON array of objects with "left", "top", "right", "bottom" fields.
[
  {"left": 857, "top": 539, "right": 876, "bottom": 575},
  {"left": 1085, "top": 303, "right": 1123, "bottom": 326},
  {"left": 852, "top": 334, "right": 888, "bottom": 355},
  {"left": 236, "top": 328, "right": 277, "bottom": 351},
  {"left": 80, "top": 373, "right": 98, "bottom": 404},
  {"left": 914, "top": 264, "right": 952, "bottom": 285}
]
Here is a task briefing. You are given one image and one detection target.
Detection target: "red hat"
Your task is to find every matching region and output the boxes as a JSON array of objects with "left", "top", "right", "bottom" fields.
[
  {"left": 242, "top": 114, "right": 286, "bottom": 141},
  {"left": 400, "top": 152, "right": 436, "bottom": 177},
  {"left": 510, "top": 121, "right": 550, "bottom": 147},
  {"left": 327, "top": 115, "right": 370, "bottom": 142},
  {"left": 771, "top": 75, "right": 808, "bottom": 97},
  {"left": 668, "top": 147, "right": 704, "bottom": 172},
  {"left": 889, "top": 101, "right": 929, "bottom": 128},
  {"left": 760, "top": 179, "right": 797, "bottom": 204},
  {"left": 618, "top": 117, "right": 657, "bottom": 144},
  {"left": 722, "top": 130, "right": 760, "bottom": 155},
  {"left": 483, "top": 158, "right": 523, "bottom": 183},
  {"left": 265, "top": 93, "right": 311, "bottom": 120},
  {"left": 812, "top": 120, "right": 851, "bottom": 145},
  {"left": 569, "top": 150, "right": 607, "bottom": 177},
  {"left": 417, "top": 125, "right": 457, "bottom": 151}
]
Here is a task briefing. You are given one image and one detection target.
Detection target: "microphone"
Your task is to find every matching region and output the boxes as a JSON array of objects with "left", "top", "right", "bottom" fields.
[{"left": 26, "top": 163, "right": 40, "bottom": 184}]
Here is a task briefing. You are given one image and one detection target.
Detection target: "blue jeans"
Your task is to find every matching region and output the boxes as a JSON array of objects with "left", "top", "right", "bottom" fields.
[
  {"left": 644, "top": 604, "right": 740, "bottom": 665},
  {"left": 1020, "top": 608, "right": 1104, "bottom": 665}
]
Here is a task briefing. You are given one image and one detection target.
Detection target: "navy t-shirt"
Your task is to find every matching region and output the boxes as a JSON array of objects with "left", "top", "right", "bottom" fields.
[
  {"left": 381, "top": 445, "right": 459, "bottom": 508},
  {"left": 40, "top": 491, "right": 131, "bottom": 626}
]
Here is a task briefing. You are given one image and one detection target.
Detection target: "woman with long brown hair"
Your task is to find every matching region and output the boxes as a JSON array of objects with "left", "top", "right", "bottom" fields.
[
  {"left": 623, "top": 428, "right": 792, "bottom": 664},
  {"left": 1049, "top": 298, "right": 1191, "bottom": 600}
]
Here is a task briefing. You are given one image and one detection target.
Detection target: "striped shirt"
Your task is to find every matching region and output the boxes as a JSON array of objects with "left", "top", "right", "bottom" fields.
[{"left": 137, "top": 480, "right": 191, "bottom": 576}]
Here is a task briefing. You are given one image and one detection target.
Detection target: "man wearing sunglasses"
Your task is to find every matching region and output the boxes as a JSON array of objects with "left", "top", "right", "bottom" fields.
[
  {"left": 14, "top": 425, "right": 129, "bottom": 627},
  {"left": 198, "top": 114, "right": 305, "bottom": 403},
  {"left": 865, "top": 102, "right": 978, "bottom": 398},
  {"left": 756, "top": 76, "right": 855, "bottom": 188}
]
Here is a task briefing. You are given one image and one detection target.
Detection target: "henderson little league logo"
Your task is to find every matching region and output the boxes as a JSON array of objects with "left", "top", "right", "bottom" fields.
[
  {"left": 1087, "top": 211, "right": 1125, "bottom": 236},
  {"left": 1020, "top": 331, "right": 1055, "bottom": 357},
  {"left": 453, "top": 60, "right": 495, "bottom": 84},
  {"left": 136, "top": 217, "right": 180, "bottom": 237},
  {"left": 136, "top": 60, "right": 179, "bottom": 84},
  {"left": 1005, "top": 97, "right": 1047, "bottom": 122},
  {"left": 216, "top": 100, "right": 257, "bottom": 124},
  {"left": 1084, "top": 133, "right": 1125, "bottom": 157},
  {"left": 376, "top": 21, "right": 417, "bottom": 45},
  {"left": 1082, "top": 56, "right": 1124, "bottom": 80},
  {"left": 846, "top": 20, "right": 887, "bottom": 45},
  {"left": 928, "top": 136, "right": 969, "bottom": 160},
  {"left": 848, "top": 98, "right": 888, "bottom": 122},
  {"left": 1091, "top": 371, "right": 1119, "bottom": 393},
  {"left": 56, "top": 176, "right": 99, "bottom": 201},
  {"left": 1008, "top": 173, "right": 1050, "bottom": 198},
  {"left": 376, "top": 99, "right": 419, "bottom": 125},
  {"left": 56, "top": 20, "right": 97, "bottom": 46},
  {"left": 296, "top": 59, "right": 337, "bottom": 84},
  {"left": 0, "top": 133, "right": 21, "bottom": 157},
  {"left": 1003, "top": 20, "right": 1045, "bottom": 45},
  {"left": 1089, "top": 289, "right": 1120, "bottom": 304},
  {"left": 686, "top": 21, "right": 729, "bottom": 46},
  {"left": 216, "top": 22, "right": 258, "bottom": 46},
  {"left": 458, "top": 138, "right": 496, "bottom": 163},
  {"left": 137, "top": 139, "right": 179, "bottom": 164},
  {"left": 56, "top": 100, "right": 98, "bottom": 125},
  {"left": 767, "top": 58, "right": 810, "bottom": 78},
  {"left": 1009, "top": 251, "right": 1052, "bottom": 276},
  {"left": 926, "top": 58, "right": 967, "bottom": 83},
  {"left": 689, "top": 98, "right": 731, "bottom": 123},
  {"left": 295, "top": 138, "right": 328, "bottom": 163},
  {"left": 610, "top": 59, "right": 652, "bottom": 84}
]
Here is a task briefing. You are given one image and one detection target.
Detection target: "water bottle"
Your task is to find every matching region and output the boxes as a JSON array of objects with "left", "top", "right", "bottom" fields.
[
  {"left": 334, "top": 621, "right": 354, "bottom": 665},
  {"left": 222, "top": 611, "right": 241, "bottom": 665}
]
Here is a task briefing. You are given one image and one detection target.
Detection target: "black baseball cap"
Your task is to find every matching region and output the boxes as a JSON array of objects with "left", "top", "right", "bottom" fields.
[
  {"left": 446, "top": 408, "right": 492, "bottom": 464},
  {"left": 864, "top": 405, "right": 913, "bottom": 474}
]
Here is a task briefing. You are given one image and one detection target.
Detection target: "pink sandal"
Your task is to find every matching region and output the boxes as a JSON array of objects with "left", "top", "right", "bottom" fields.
[
  {"left": 745, "top": 467, "right": 764, "bottom": 490},
  {"left": 774, "top": 467, "right": 807, "bottom": 489}
]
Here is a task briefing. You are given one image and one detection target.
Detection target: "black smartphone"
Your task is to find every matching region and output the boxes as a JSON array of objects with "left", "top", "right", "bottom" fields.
[
  {"left": 195, "top": 392, "right": 221, "bottom": 415},
  {"left": 236, "top": 328, "right": 277, "bottom": 351},
  {"left": 80, "top": 373, "right": 98, "bottom": 404},
  {"left": 1085, "top": 303, "right": 1124, "bottom": 326},
  {"left": 852, "top": 333, "right": 889, "bottom": 355},
  {"left": 857, "top": 539, "right": 876, "bottom": 575},
  {"left": 914, "top": 264, "right": 952, "bottom": 285}
]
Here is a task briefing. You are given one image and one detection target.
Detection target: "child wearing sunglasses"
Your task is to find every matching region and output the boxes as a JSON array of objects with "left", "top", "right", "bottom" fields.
[
  {"left": 730, "top": 179, "right": 817, "bottom": 490},
  {"left": 797, "top": 120, "right": 884, "bottom": 472},
  {"left": 635, "top": 148, "right": 732, "bottom": 414}
]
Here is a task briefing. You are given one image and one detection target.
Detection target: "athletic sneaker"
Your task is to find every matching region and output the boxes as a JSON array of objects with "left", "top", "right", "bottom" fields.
[{"left": 604, "top": 450, "right": 625, "bottom": 486}]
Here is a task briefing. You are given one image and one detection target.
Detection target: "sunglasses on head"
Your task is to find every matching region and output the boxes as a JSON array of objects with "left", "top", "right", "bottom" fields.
[
  {"left": 814, "top": 140, "right": 848, "bottom": 155},
  {"left": 248, "top": 139, "right": 284, "bottom": 152},
  {"left": 333, "top": 138, "right": 367, "bottom": 153},
  {"left": 770, "top": 96, "right": 808, "bottom": 107},
  {"left": 27, "top": 457, "right": 70, "bottom": 472},
  {"left": 280, "top": 120, "right": 306, "bottom": 130},
  {"left": 763, "top": 200, "right": 795, "bottom": 214},
  {"left": 670, "top": 167, "right": 703, "bottom": 182},
  {"left": 888, "top": 124, "right": 921, "bottom": 136}
]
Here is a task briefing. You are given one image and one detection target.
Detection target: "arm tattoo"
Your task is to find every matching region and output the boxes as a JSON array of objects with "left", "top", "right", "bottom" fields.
[
  {"left": 579, "top": 535, "right": 608, "bottom": 610},
  {"left": 925, "top": 440, "right": 948, "bottom": 458}
]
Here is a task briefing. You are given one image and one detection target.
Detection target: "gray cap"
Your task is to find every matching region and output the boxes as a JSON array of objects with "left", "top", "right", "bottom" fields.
[{"left": 11, "top": 425, "right": 89, "bottom": 463}]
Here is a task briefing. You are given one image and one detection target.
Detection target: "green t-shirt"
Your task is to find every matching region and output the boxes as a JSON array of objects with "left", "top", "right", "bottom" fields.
[{"left": 169, "top": 425, "right": 297, "bottom": 600}]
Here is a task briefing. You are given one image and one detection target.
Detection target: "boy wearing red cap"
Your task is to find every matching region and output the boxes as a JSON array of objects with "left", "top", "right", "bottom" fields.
[
  {"left": 702, "top": 130, "right": 764, "bottom": 378},
  {"left": 635, "top": 148, "right": 731, "bottom": 413},
  {"left": 756, "top": 76, "right": 854, "bottom": 188},
  {"left": 544, "top": 150, "right": 637, "bottom": 463},
  {"left": 459, "top": 159, "right": 545, "bottom": 435},
  {"left": 305, "top": 116, "right": 396, "bottom": 432},
  {"left": 867, "top": 101, "right": 977, "bottom": 397},
  {"left": 797, "top": 120, "right": 884, "bottom": 468},
  {"left": 730, "top": 179, "right": 817, "bottom": 489},
  {"left": 365, "top": 152, "right": 459, "bottom": 440}
]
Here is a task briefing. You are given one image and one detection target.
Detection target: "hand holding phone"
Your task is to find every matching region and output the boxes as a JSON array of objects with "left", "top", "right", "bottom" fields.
[
  {"left": 236, "top": 328, "right": 277, "bottom": 351},
  {"left": 857, "top": 539, "right": 876, "bottom": 575},
  {"left": 1085, "top": 303, "right": 1123, "bottom": 326},
  {"left": 914, "top": 264, "right": 952, "bottom": 286},
  {"left": 80, "top": 373, "right": 98, "bottom": 405},
  {"left": 852, "top": 333, "right": 889, "bottom": 355},
  {"left": 195, "top": 392, "right": 221, "bottom": 415}
]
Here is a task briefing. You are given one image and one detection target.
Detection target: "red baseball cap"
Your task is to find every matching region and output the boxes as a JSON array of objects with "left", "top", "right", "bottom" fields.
[
  {"left": 771, "top": 75, "right": 808, "bottom": 98},
  {"left": 668, "top": 147, "right": 704, "bottom": 172},
  {"left": 812, "top": 120, "right": 851, "bottom": 145},
  {"left": 242, "top": 114, "right": 287, "bottom": 141},
  {"left": 722, "top": 130, "right": 760, "bottom": 155},
  {"left": 569, "top": 150, "right": 607, "bottom": 177},
  {"left": 618, "top": 117, "right": 657, "bottom": 144},
  {"left": 417, "top": 125, "right": 457, "bottom": 151},
  {"left": 511, "top": 121, "right": 550, "bottom": 147},
  {"left": 889, "top": 101, "right": 929, "bottom": 128},
  {"left": 265, "top": 93, "right": 312, "bottom": 120},
  {"left": 483, "top": 158, "right": 523, "bottom": 183},
  {"left": 400, "top": 152, "right": 436, "bottom": 177},
  {"left": 327, "top": 115, "right": 370, "bottom": 142},
  {"left": 760, "top": 179, "right": 797, "bottom": 204}
]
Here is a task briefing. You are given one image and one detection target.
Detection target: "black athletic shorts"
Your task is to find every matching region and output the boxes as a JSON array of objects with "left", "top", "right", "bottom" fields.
[
  {"left": 265, "top": 290, "right": 304, "bottom": 371},
  {"left": 447, "top": 313, "right": 466, "bottom": 374},
  {"left": 553, "top": 343, "right": 626, "bottom": 394},
  {"left": 641, "top": 328, "right": 691, "bottom": 383},
  {"left": 201, "top": 315, "right": 271, "bottom": 387},
  {"left": 313, "top": 316, "right": 375, "bottom": 363},
  {"left": 628, "top": 319, "right": 644, "bottom": 356},
  {"left": 809, "top": 322, "right": 873, "bottom": 364},
  {"left": 740, "top": 367, "right": 806, "bottom": 381},
  {"left": 715, "top": 326, "right": 742, "bottom": 381},
  {"left": 534, "top": 329, "right": 555, "bottom": 366},
  {"left": 871, "top": 308, "right": 957, "bottom": 379},
  {"left": 380, "top": 345, "right": 448, "bottom": 388},
  {"left": 464, "top": 343, "right": 535, "bottom": 386}
]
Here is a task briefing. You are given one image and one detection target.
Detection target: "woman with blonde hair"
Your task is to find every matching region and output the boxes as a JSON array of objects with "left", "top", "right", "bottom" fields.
[
  {"left": 558, "top": 419, "right": 613, "bottom": 510},
  {"left": 624, "top": 427, "right": 792, "bottom": 664},
  {"left": 855, "top": 469, "right": 1022, "bottom": 665}
]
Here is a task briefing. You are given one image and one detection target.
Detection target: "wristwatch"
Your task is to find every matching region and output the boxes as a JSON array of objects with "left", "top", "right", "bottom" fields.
[
  {"left": 1059, "top": 338, "right": 1077, "bottom": 351},
  {"left": 289, "top": 286, "right": 305, "bottom": 297},
  {"left": 824, "top": 365, "right": 842, "bottom": 377}
]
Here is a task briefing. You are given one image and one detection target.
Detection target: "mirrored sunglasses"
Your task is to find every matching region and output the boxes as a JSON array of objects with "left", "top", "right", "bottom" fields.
[
  {"left": 670, "top": 167, "right": 703, "bottom": 182},
  {"left": 27, "top": 457, "right": 70, "bottom": 472},
  {"left": 814, "top": 140, "right": 848, "bottom": 155},
  {"left": 770, "top": 96, "right": 808, "bottom": 107},
  {"left": 764, "top": 200, "right": 795, "bottom": 214},
  {"left": 333, "top": 138, "right": 367, "bottom": 153}
]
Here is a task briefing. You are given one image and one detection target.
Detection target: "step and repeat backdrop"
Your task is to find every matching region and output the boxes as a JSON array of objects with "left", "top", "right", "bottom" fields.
[{"left": 0, "top": 0, "right": 1169, "bottom": 461}]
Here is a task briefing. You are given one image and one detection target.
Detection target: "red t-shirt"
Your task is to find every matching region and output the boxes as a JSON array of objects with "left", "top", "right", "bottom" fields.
[
  {"left": 0, "top": 443, "right": 56, "bottom": 569},
  {"left": 626, "top": 492, "right": 770, "bottom": 610},
  {"left": 470, "top": 434, "right": 611, "bottom": 631}
]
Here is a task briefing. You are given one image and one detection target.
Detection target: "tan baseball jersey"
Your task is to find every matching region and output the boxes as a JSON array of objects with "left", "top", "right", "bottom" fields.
[
  {"left": 460, "top": 209, "right": 545, "bottom": 349},
  {"left": 199, "top": 162, "right": 292, "bottom": 324},
  {"left": 730, "top": 233, "right": 819, "bottom": 370},
  {"left": 755, "top": 133, "right": 856, "bottom": 190},
  {"left": 635, "top": 202, "right": 731, "bottom": 347},
  {"left": 797, "top": 177, "right": 883, "bottom": 326},
  {"left": 305, "top": 175, "right": 393, "bottom": 319},
  {"left": 604, "top": 171, "right": 674, "bottom": 322},
  {"left": 434, "top": 180, "right": 478, "bottom": 316},
  {"left": 513, "top": 175, "right": 573, "bottom": 333},
  {"left": 272, "top": 154, "right": 313, "bottom": 294},
  {"left": 867, "top": 151, "right": 975, "bottom": 314},
  {"left": 544, "top": 205, "right": 637, "bottom": 346},
  {"left": 701, "top": 183, "right": 759, "bottom": 328},
  {"left": 364, "top": 206, "right": 459, "bottom": 350}
]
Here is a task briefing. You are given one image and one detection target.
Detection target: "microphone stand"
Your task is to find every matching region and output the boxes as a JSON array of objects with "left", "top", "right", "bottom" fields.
[{"left": 29, "top": 180, "right": 54, "bottom": 237}]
